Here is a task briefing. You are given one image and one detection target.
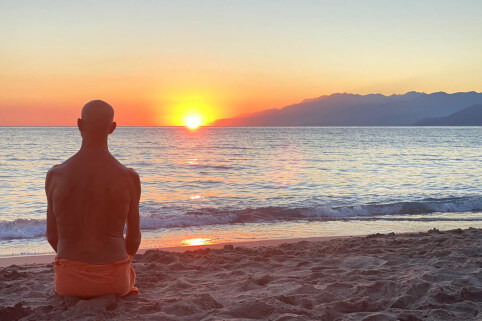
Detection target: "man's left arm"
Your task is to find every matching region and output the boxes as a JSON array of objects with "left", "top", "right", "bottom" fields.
[{"left": 45, "top": 169, "right": 58, "bottom": 252}]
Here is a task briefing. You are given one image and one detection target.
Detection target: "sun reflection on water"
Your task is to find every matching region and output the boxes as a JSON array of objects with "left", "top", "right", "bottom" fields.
[{"left": 186, "top": 157, "right": 198, "bottom": 165}]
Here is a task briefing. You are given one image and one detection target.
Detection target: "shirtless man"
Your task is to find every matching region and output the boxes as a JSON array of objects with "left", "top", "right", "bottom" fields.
[{"left": 45, "top": 100, "right": 140, "bottom": 297}]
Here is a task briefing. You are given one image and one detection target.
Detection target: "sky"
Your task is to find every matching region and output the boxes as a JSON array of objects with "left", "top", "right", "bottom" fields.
[{"left": 1, "top": 0, "right": 481, "bottom": 126}]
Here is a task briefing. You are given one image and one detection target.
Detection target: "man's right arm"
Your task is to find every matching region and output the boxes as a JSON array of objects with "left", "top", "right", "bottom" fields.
[{"left": 125, "top": 169, "right": 141, "bottom": 256}]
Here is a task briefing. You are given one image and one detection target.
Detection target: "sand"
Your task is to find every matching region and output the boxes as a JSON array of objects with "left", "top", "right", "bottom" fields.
[{"left": 0, "top": 228, "right": 480, "bottom": 321}]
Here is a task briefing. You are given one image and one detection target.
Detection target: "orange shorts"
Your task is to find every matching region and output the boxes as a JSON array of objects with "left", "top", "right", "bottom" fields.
[{"left": 54, "top": 255, "right": 138, "bottom": 298}]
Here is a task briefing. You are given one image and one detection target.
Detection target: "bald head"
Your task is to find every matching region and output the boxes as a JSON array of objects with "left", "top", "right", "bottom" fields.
[{"left": 78, "top": 100, "right": 116, "bottom": 139}]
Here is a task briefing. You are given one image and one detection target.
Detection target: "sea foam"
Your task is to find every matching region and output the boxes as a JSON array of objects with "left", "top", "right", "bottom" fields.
[{"left": 1, "top": 196, "right": 480, "bottom": 241}]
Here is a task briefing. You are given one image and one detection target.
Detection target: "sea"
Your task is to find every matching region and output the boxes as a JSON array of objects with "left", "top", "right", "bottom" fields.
[{"left": 0, "top": 127, "right": 481, "bottom": 256}]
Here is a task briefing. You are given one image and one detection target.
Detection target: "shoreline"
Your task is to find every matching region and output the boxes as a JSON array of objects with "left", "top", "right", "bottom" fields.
[
  {"left": 0, "top": 235, "right": 350, "bottom": 267},
  {"left": 2, "top": 215, "right": 481, "bottom": 265}
]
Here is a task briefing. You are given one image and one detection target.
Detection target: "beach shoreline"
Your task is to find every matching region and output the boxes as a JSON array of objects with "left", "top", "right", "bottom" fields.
[
  {"left": 2, "top": 215, "right": 481, "bottom": 263},
  {"left": 0, "top": 236, "right": 350, "bottom": 268},
  {"left": 1, "top": 227, "right": 480, "bottom": 320}
]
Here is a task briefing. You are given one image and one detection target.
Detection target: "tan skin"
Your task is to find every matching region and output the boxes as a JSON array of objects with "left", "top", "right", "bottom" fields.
[{"left": 46, "top": 114, "right": 141, "bottom": 264}]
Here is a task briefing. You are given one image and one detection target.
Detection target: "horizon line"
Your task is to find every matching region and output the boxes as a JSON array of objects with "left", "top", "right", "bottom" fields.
[{"left": 1, "top": 125, "right": 481, "bottom": 128}]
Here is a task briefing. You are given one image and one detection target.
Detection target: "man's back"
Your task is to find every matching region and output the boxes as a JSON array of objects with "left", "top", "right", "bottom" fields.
[
  {"left": 47, "top": 152, "right": 139, "bottom": 264},
  {"left": 45, "top": 100, "right": 141, "bottom": 270}
]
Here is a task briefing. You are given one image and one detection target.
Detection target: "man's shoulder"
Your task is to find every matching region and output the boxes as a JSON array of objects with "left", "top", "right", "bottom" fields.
[
  {"left": 115, "top": 160, "right": 138, "bottom": 177},
  {"left": 45, "top": 163, "right": 65, "bottom": 191},
  {"left": 46, "top": 163, "right": 64, "bottom": 178},
  {"left": 125, "top": 167, "right": 140, "bottom": 183},
  {"left": 47, "top": 154, "right": 77, "bottom": 175},
  {"left": 126, "top": 167, "right": 139, "bottom": 176},
  {"left": 120, "top": 167, "right": 140, "bottom": 195},
  {"left": 114, "top": 161, "right": 140, "bottom": 182}
]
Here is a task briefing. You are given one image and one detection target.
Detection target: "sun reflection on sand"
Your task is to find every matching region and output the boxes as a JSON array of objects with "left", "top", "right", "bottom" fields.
[{"left": 181, "top": 238, "right": 215, "bottom": 246}]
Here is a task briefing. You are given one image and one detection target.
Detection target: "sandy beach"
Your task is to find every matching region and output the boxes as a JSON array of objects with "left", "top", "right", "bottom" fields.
[{"left": 0, "top": 228, "right": 480, "bottom": 321}]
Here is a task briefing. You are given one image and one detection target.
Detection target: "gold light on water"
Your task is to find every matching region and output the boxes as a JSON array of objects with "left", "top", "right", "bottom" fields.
[
  {"left": 186, "top": 157, "right": 198, "bottom": 165},
  {"left": 181, "top": 238, "right": 215, "bottom": 246}
]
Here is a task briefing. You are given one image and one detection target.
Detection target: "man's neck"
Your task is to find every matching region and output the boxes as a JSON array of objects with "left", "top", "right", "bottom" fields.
[{"left": 79, "top": 138, "right": 110, "bottom": 154}]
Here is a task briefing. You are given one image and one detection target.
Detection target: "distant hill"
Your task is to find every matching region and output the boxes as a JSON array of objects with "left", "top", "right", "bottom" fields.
[
  {"left": 414, "top": 104, "right": 482, "bottom": 126},
  {"left": 210, "top": 91, "right": 482, "bottom": 126}
]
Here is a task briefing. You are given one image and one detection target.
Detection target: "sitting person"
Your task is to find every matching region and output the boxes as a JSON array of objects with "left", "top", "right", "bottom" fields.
[{"left": 45, "top": 100, "right": 141, "bottom": 298}]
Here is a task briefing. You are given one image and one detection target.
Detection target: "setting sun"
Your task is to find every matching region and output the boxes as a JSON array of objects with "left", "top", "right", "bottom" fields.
[{"left": 185, "top": 115, "right": 202, "bottom": 128}]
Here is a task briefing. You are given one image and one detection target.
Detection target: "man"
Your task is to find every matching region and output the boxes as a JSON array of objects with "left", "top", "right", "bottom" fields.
[{"left": 45, "top": 100, "right": 141, "bottom": 298}]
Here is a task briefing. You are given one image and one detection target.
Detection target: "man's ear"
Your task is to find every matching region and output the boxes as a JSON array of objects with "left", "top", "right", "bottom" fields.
[
  {"left": 77, "top": 118, "right": 83, "bottom": 132},
  {"left": 109, "top": 122, "right": 117, "bottom": 134}
]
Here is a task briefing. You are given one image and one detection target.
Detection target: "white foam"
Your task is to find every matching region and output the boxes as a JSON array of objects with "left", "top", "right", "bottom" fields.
[
  {"left": 1, "top": 196, "right": 480, "bottom": 240},
  {"left": 0, "top": 219, "right": 45, "bottom": 240}
]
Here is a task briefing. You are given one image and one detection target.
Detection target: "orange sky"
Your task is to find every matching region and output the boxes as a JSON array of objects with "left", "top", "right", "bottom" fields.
[{"left": 1, "top": 1, "right": 481, "bottom": 126}]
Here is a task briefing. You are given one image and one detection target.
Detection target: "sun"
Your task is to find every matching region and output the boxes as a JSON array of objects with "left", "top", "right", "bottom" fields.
[{"left": 185, "top": 115, "right": 202, "bottom": 128}]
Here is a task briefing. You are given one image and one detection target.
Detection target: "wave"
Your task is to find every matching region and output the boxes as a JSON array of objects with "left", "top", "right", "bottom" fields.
[
  {"left": 139, "top": 196, "right": 482, "bottom": 230},
  {"left": 0, "top": 219, "right": 46, "bottom": 241},
  {"left": 1, "top": 196, "right": 481, "bottom": 241}
]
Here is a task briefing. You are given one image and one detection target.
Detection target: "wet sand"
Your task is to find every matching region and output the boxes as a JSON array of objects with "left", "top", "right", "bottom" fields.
[{"left": 0, "top": 228, "right": 480, "bottom": 321}]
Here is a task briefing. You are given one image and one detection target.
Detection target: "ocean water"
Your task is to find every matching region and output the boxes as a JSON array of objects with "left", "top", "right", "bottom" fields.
[{"left": 0, "top": 127, "right": 481, "bottom": 256}]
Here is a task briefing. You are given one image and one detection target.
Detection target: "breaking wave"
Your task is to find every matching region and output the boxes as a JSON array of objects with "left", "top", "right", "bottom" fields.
[{"left": 1, "top": 196, "right": 480, "bottom": 240}]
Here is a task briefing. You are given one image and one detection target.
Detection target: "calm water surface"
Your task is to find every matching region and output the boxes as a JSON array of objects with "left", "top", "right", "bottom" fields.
[{"left": 0, "top": 127, "right": 481, "bottom": 255}]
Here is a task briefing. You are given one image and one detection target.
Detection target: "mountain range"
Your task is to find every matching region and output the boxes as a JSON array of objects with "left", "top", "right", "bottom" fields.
[
  {"left": 415, "top": 104, "right": 482, "bottom": 126},
  {"left": 210, "top": 91, "right": 482, "bottom": 126}
]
